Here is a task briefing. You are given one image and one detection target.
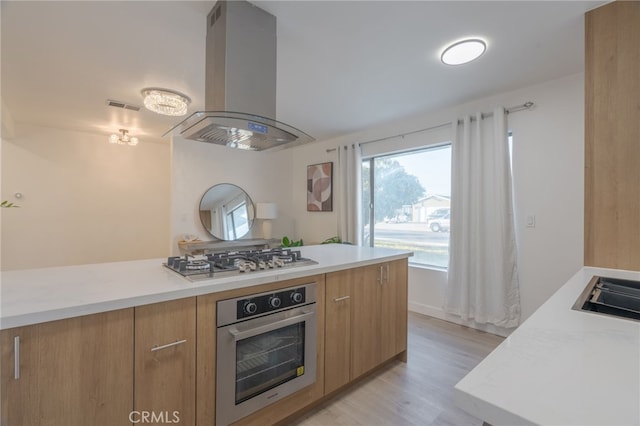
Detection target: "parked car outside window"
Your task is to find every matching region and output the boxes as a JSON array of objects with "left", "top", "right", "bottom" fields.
[
  {"left": 427, "top": 207, "right": 450, "bottom": 221},
  {"left": 429, "top": 213, "right": 450, "bottom": 232}
]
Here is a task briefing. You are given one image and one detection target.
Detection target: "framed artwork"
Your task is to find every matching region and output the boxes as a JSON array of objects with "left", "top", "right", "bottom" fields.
[{"left": 307, "top": 162, "right": 333, "bottom": 212}]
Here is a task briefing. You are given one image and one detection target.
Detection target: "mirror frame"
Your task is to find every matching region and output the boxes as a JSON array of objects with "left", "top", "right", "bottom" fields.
[{"left": 198, "top": 183, "right": 255, "bottom": 241}]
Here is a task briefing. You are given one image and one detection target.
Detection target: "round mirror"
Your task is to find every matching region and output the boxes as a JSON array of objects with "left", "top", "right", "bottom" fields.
[{"left": 199, "top": 183, "right": 255, "bottom": 240}]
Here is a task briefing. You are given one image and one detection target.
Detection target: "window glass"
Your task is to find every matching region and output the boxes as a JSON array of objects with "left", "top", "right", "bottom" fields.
[
  {"left": 227, "top": 203, "right": 249, "bottom": 240},
  {"left": 362, "top": 145, "right": 452, "bottom": 269}
]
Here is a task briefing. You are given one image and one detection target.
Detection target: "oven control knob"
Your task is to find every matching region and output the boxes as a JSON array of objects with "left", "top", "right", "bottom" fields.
[
  {"left": 269, "top": 296, "right": 281, "bottom": 309},
  {"left": 291, "top": 292, "right": 303, "bottom": 304},
  {"left": 243, "top": 301, "right": 258, "bottom": 315}
]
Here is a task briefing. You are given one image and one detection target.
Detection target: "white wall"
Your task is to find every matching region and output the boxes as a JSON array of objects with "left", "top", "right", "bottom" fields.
[
  {"left": 170, "top": 138, "right": 296, "bottom": 252},
  {"left": 1, "top": 74, "right": 584, "bottom": 328},
  {"left": 291, "top": 73, "right": 585, "bottom": 327},
  {"left": 1, "top": 124, "right": 171, "bottom": 270}
]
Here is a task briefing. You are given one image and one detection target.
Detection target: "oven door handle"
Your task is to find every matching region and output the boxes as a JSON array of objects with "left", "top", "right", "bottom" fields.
[{"left": 228, "top": 311, "right": 314, "bottom": 341}]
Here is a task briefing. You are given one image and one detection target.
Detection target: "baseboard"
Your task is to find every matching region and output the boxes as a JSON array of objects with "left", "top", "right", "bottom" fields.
[
  {"left": 408, "top": 301, "right": 448, "bottom": 320},
  {"left": 408, "top": 302, "right": 513, "bottom": 337}
]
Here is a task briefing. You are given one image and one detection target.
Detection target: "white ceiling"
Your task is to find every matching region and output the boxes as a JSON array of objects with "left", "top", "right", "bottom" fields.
[{"left": 1, "top": 0, "right": 605, "bottom": 143}]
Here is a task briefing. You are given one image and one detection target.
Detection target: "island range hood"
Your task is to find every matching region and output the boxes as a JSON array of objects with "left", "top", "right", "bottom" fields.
[{"left": 165, "top": 0, "right": 314, "bottom": 151}]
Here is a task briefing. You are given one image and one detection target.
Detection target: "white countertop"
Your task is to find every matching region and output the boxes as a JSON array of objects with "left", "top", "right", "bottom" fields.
[
  {"left": 0, "top": 244, "right": 411, "bottom": 330},
  {"left": 454, "top": 266, "right": 640, "bottom": 426}
]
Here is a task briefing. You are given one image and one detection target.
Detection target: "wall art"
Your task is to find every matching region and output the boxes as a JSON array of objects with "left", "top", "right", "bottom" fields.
[{"left": 307, "top": 162, "right": 333, "bottom": 212}]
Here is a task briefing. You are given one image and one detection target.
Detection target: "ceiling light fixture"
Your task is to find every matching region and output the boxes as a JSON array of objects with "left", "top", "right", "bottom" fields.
[
  {"left": 109, "top": 129, "right": 139, "bottom": 146},
  {"left": 440, "top": 38, "right": 487, "bottom": 66},
  {"left": 141, "top": 88, "right": 191, "bottom": 116}
]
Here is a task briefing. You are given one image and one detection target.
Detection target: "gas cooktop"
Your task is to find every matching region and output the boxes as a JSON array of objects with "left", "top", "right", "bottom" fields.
[
  {"left": 573, "top": 275, "right": 640, "bottom": 322},
  {"left": 164, "top": 248, "right": 317, "bottom": 282}
]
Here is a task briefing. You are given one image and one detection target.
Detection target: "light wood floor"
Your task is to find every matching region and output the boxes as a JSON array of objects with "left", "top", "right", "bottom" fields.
[{"left": 291, "top": 312, "right": 504, "bottom": 426}]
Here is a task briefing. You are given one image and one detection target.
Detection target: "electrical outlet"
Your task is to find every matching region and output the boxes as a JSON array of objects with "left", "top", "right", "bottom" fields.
[{"left": 526, "top": 215, "right": 536, "bottom": 228}]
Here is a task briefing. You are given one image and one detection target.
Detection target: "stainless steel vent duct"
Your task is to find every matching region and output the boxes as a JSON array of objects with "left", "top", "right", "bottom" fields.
[{"left": 165, "top": 0, "right": 314, "bottom": 151}]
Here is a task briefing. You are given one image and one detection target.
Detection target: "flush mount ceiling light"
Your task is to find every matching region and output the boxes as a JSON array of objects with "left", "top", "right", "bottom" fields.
[
  {"left": 440, "top": 38, "right": 487, "bottom": 65},
  {"left": 141, "top": 88, "right": 191, "bottom": 116},
  {"left": 109, "top": 129, "right": 139, "bottom": 146}
]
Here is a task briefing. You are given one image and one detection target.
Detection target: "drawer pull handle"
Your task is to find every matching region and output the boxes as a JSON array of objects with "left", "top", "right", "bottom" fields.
[
  {"left": 333, "top": 296, "right": 351, "bottom": 302},
  {"left": 14, "top": 336, "right": 20, "bottom": 380},
  {"left": 151, "top": 339, "right": 187, "bottom": 352}
]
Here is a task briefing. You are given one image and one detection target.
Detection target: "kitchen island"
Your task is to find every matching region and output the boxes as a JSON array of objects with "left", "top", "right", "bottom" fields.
[
  {"left": 454, "top": 266, "right": 640, "bottom": 426},
  {"left": 1, "top": 244, "right": 411, "bottom": 426}
]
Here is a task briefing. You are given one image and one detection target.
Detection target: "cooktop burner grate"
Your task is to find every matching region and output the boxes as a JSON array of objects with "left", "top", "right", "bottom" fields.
[
  {"left": 573, "top": 276, "right": 640, "bottom": 322},
  {"left": 163, "top": 248, "right": 317, "bottom": 281}
]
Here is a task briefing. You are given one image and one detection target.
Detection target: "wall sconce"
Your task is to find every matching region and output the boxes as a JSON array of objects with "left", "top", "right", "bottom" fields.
[
  {"left": 141, "top": 88, "right": 191, "bottom": 116},
  {"left": 256, "top": 203, "right": 278, "bottom": 240},
  {"left": 109, "top": 129, "right": 139, "bottom": 146}
]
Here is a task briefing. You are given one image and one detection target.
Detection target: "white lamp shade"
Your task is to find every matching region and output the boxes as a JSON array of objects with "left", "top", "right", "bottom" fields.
[{"left": 256, "top": 203, "right": 278, "bottom": 219}]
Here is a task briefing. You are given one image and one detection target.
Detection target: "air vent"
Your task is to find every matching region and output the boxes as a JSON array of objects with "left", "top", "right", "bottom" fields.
[{"left": 106, "top": 99, "right": 141, "bottom": 112}]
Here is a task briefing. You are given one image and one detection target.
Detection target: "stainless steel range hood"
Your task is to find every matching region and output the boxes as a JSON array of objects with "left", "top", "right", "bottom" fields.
[{"left": 165, "top": 0, "right": 314, "bottom": 151}]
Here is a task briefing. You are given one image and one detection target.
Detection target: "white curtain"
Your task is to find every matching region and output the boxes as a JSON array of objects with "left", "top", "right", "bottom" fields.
[
  {"left": 444, "top": 108, "right": 521, "bottom": 328},
  {"left": 337, "top": 143, "right": 362, "bottom": 245}
]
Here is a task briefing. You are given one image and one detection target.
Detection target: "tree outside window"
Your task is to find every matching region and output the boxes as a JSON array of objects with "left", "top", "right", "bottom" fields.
[{"left": 362, "top": 145, "right": 451, "bottom": 268}]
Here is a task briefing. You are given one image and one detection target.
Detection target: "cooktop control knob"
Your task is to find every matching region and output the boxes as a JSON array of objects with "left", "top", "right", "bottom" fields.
[
  {"left": 291, "top": 292, "right": 303, "bottom": 304},
  {"left": 269, "top": 296, "right": 281, "bottom": 309},
  {"left": 243, "top": 301, "right": 258, "bottom": 315}
]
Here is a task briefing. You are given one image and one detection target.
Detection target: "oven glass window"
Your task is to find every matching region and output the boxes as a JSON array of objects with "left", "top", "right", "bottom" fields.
[{"left": 235, "top": 322, "right": 306, "bottom": 404}]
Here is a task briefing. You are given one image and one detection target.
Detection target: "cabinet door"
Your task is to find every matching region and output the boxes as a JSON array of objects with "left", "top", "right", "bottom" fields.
[
  {"left": 350, "top": 260, "right": 409, "bottom": 380},
  {"left": 379, "top": 262, "right": 398, "bottom": 362},
  {"left": 350, "top": 263, "right": 385, "bottom": 379},
  {"left": 134, "top": 297, "right": 196, "bottom": 426},
  {"left": 384, "top": 259, "right": 408, "bottom": 357},
  {"left": 585, "top": 1, "right": 640, "bottom": 270},
  {"left": 325, "top": 271, "right": 352, "bottom": 394},
  {"left": 1, "top": 309, "right": 134, "bottom": 426}
]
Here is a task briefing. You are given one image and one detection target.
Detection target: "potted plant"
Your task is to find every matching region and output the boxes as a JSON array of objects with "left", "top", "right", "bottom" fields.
[
  {"left": 281, "top": 236, "right": 303, "bottom": 247},
  {"left": 1, "top": 200, "right": 19, "bottom": 208}
]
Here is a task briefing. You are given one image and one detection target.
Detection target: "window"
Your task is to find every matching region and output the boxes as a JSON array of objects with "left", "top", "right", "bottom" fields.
[
  {"left": 362, "top": 145, "right": 452, "bottom": 269},
  {"left": 226, "top": 202, "right": 249, "bottom": 240}
]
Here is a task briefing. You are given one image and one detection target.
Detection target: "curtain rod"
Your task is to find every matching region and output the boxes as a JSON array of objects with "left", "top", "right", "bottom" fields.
[
  {"left": 459, "top": 101, "right": 535, "bottom": 125},
  {"left": 326, "top": 101, "right": 534, "bottom": 153}
]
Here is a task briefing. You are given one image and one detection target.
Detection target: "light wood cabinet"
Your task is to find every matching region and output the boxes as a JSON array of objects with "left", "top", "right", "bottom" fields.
[
  {"left": 324, "top": 271, "right": 352, "bottom": 394},
  {"left": 350, "top": 263, "right": 386, "bottom": 378},
  {"left": 352, "top": 259, "right": 408, "bottom": 379},
  {"left": 585, "top": 1, "right": 640, "bottom": 270},
  {"left": 134, "top": 297, "right": 196, "bottom": 425},
  {"left": 0, "top": 309, "right": 134, "bottom": 426},
  {"left": 325, "top": 258, "right": 408, "bottom": 390},
  {"left": 388, "top": 258, "right": 408, "bottom": 358}
]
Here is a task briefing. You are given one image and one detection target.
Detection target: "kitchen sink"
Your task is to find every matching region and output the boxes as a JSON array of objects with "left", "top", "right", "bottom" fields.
[{"left": 573, "top": 275, "right": 640, "bottom": 322}]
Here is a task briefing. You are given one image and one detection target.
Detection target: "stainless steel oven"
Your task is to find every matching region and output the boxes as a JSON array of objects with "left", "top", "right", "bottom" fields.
[{"left": 216, "top": 282, "right": 317, "bottom": 425}]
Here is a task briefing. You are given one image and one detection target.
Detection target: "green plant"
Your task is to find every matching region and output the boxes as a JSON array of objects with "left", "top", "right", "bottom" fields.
[
  {"left": 1, "top": 200, "right": 19, "bottom": 208},
  {"left": 281, "top": 236, "right": 303, "bottom": 247},
  {"left": 321, "top": 236, "right": 342, "bottom": 244}
]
